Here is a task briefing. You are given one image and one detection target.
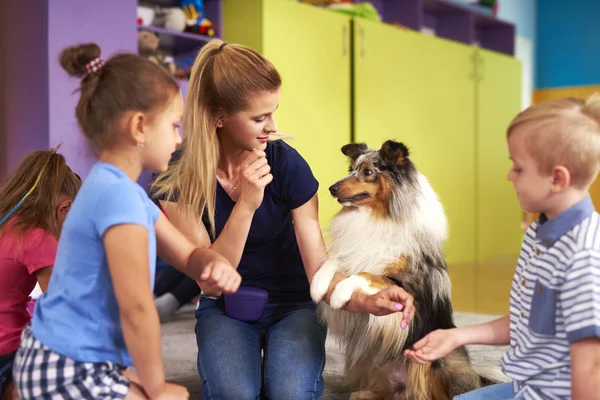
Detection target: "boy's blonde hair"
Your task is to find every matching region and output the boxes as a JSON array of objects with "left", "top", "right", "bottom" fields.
[
  {"left": 507, "top": 94, "right": 600, "bottom": 188},
  {"left": 151, "top": 39, "right": 281, "bottom": 237}
]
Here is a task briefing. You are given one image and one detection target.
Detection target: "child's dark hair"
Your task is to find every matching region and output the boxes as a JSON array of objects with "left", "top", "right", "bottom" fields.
[
  {"left": 59, "top": 42, "right": 180, "bottom": 153},
  {"left": 0, "top": 148, "right": 81, "bottom": 238}
]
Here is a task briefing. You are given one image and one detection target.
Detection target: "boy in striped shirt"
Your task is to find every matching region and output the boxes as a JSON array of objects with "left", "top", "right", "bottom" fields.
[{"left": 405, "top": 95, "right": 600, "bottom": 400}]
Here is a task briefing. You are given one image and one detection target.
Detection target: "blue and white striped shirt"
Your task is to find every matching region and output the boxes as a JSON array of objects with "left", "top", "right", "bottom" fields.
[{"left": 501, "top": 195, "right": 600, "bottom": 399}]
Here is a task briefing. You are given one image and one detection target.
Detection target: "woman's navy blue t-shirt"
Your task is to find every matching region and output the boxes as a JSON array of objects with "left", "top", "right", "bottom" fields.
[{"left": 158, "top": 140, "right": 319, "bottom": 303}]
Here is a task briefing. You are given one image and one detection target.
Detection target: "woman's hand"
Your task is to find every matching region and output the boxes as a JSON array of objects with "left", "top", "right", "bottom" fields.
[
  {"left": 358, "top": 286, "right": 416, "bottom": 327},
  {"left": 238, "top": 149, "right": 273, "bottom": 211}
]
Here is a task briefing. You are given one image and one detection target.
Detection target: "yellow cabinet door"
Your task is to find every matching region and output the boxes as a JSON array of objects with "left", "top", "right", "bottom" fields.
[
  {"left": 354, "top": 19, "right": 477, "bottom": 311},
  {"left": 475, "top": 49, "right": 523, "bottom": 314},
  {"left": 223, "top": 0, "right": 352, "bottom": 232},
  {"left": 263, "top": 1, "right": 351, "bottom": 232}
]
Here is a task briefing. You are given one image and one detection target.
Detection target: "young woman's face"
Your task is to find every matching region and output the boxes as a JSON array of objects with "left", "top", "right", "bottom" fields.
[{"left": 219, "top": 89, "right": 280, "bottom": 152}]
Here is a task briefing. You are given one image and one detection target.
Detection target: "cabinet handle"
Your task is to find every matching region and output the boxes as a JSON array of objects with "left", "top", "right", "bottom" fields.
[
  {"left": 478, "top": 55, "right": 485, "bottom": 82},
  {"left": 343, "top": 24, "right": 348, "bottom": 56},
  {"left": 359, "top": 26, "right": 365, "bottom": 57},
  {"left": 469, "top": 51, "right": 477, "bottom": 80}
]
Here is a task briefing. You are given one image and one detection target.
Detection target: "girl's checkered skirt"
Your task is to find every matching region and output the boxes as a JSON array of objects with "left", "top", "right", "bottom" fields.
[{"left": 13, "top": 326, "right": 130, "bottom": 399}]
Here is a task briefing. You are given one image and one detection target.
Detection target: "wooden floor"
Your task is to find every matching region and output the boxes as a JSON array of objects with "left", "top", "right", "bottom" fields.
[{"left": 448, "top": 255, "right": 518, "bottom": 315}]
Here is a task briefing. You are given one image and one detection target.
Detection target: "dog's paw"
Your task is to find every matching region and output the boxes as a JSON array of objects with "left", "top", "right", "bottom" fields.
[
  {"left": 330, "top": 276, "right": 362, "bottom": 309},
  {"left": 310, "top": 259, "right": 337, "bottom": 304}
]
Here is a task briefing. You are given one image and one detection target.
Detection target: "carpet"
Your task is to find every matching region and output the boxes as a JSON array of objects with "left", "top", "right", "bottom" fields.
[{"left": 161, "top": 305, "right": 509, "bottom": 399}]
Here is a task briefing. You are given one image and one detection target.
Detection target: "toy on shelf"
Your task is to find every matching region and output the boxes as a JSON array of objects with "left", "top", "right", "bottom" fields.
[
  {"left": 174, "top": 57, "right": 195, "bottom": 80},
  {"left": 180, "top": 0, "right": 216, "bottom": 37},
  {"left": 138, "top": 29, "right": 177, "bottom": 76},
  {"left": 137, "top": 3, "right": 186, "bottom": 32},
  {"left": 154, "top": 7, "right": 187, "bottom": 32},
  {"left": 466, "top": 0, "right": 499, "bottom": 16},
  {"left": 327, "top": 2, "right": 381, "bottom": 21}
]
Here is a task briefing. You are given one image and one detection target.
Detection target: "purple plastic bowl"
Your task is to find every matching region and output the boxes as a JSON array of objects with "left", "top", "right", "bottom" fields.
[{"left": 224, "top": 286, "right": 268, "bottom": 322}]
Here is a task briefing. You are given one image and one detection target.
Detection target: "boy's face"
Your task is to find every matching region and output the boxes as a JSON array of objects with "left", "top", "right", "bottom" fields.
[{"left": 507, "top": 129, "right": 553, "bottom": 213}]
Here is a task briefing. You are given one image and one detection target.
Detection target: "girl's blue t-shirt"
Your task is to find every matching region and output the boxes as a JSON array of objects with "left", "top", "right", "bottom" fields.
[
  {"left": 32, "top": 162, "right": 160, "bottom": 366},
  {"left": 158, "top": 140, "right": 319, "bottom": 303}
]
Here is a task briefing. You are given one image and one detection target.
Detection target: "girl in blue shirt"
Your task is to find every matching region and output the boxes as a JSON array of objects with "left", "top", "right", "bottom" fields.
[
  {"left": 152, "top": 39, "right": 416, "bottom": 400},
  {"left": 13, "top": 42, "right": 241, "bottom": 400}
]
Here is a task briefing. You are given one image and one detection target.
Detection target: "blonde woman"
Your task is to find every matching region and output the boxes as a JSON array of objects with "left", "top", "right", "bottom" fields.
[{"left": 152, "top": 40, "right": 415, "bottom": 400}]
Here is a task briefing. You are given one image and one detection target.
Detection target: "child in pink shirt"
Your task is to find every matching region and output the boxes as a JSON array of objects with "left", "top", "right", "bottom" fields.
[{"left": 0, "top": 147, "right": 80, "bottom": 400}]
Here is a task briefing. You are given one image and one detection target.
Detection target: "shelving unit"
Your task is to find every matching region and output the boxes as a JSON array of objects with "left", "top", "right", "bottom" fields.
[
  {"left": 140, "top": 25, "right": 215, "bottom": 55},
  {"left": 139, "top": 0, "right": 223, "bottom": 37},
  {"left": 137, "top": 0, "right": 223, "bottom": 83},
  {"left": 356, "top": 0, "right": 515, "bottom": 56}
]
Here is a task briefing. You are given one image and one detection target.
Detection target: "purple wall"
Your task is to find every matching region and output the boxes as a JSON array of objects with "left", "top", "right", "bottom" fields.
[
  {"left": 0, "top": 1, "right": 50, "bottom": 178},
  {"left": 1, "top": 0, "right": 202, "bottom": 187},
  {"left": 0, "top": 0, "right": 137, "bottom": 180},
  {"left": 48, "top": 0, "right": 137, "bottom": 179}
]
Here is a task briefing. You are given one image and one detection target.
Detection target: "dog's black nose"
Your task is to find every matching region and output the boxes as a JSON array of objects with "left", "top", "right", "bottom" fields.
[{"left": 329, "top": 183, "right": 340, "bottom": 196}]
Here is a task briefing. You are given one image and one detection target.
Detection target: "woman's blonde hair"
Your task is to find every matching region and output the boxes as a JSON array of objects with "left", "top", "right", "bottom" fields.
[
  {"left": 0, "top": 146, "right": 81, "bottom": 238},
  {"left": 507, "top": 94, "right": 600, "bottom": 188},
  {"left": 151, "top": 39, "right": 281, "bottom": 236}
]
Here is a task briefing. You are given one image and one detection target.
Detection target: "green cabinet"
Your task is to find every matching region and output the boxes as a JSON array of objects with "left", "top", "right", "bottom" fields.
[
  {"left": 353, "top": 19, "right": 477, "bottom": 269},
  {"left": 476, "top": 49, "right": 523, "bottom": 263},
  {"left": 474, "top": 49, "right": 523, "bottom": 314},
  {"left": 224, "top": 0, "right": 352, "bottom": 232},
  {"left": 351, "top": 20, "right": 522, "bottom": 313},
  {"left": 224, "top": 0, "right": 523, "bottom": 313}
]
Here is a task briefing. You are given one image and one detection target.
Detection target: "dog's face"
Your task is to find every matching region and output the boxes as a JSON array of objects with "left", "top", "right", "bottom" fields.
[{"left": 329, "top": 140, "right": 417, "bottom": 215}]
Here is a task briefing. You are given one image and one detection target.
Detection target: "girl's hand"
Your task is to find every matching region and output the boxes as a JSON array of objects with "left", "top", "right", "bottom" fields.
[
  {"left": 238, "top": 149, "right": 273, "bottom": 211},
  {"left": 197, "top": 280, "right": 223, "bottom": 297},
  {"left": 404, "top": 328, "right": 461, "bottom": 364},
  {"left": 361, "top": 286, "right": 416, "bottom": 327},
  {"left": 199, "top": 256, "right": 241, "bottom": 294}
]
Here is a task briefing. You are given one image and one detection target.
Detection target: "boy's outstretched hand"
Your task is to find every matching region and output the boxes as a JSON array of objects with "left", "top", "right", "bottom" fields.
[
  {"left": 360, "top": 286, "right": 416, "bottom": 327},
  {"left": 404, "top": 328, "right": 460, "bottom": 364}
]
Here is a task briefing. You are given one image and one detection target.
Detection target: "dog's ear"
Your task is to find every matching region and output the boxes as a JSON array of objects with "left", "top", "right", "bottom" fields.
[
  {"left": 380, "top": 140, "right": 410, "bottom": 166},
  {"left": 341, "top": 143, "right": 368, "bottom": 161}
]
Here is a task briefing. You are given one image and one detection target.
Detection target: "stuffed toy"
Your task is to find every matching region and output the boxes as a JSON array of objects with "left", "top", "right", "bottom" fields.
[
  {"left": 138, "top": 30, "right": 160, "bottom": 64},
  {"left": 138, "top": 30, "right": 176, "bottom": 76},
  {"left": 153, "top": 7, "right": 187, "bottom": 32},
  {"left": 174, "top": 57, "right": 194, "bottom": 80},
  {"left": 137, "top": 4, "right": 186, "bottom": 32},
  {"left": 180, "top": 0, "right": 215, "bottom": 36}
]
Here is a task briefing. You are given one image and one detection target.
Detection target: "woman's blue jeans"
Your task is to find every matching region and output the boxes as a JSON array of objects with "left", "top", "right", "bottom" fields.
[{"left": 195, "top": 298, "right": 327, "bottom": 400}]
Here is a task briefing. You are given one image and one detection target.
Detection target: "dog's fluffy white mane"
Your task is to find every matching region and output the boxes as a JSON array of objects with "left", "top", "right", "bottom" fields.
[{"left": 326, "top": 172, "right": 447, "bottom": 277}]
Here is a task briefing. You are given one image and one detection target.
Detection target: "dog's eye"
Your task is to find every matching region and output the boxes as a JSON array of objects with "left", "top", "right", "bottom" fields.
[{"left": 363, "top": 169, "right": 373, "bottom": 177}]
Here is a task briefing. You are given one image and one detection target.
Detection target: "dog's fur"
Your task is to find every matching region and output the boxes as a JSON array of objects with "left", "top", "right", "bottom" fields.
[{"left": 310, "top": 140, "right": 490, "bottom": 400}]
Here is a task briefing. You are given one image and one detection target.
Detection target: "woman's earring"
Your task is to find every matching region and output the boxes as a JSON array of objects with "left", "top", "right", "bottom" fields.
[
  {"left": 137, "top": 142, "right": 145, "bottom": 149},
  {"left": 217, "top": 121, "right": 224, "bottom": 128}
]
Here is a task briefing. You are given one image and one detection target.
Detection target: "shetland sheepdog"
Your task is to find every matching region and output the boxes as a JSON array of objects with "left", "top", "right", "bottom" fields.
[{"left": 310, "top": 140, "right": 493, "bottom": 400}]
